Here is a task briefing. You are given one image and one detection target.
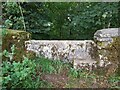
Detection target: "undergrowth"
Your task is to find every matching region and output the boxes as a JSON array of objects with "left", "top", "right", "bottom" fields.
[
  {"left": 2, "top": 45, "right": 53, "bottom": 88},
  {"left": 2, "top": 45, "right": 120, "bottom": 88}
]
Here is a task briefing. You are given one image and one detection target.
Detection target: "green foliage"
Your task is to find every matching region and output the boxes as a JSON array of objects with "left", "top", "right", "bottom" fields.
[
  {"left": 2, "top": 56, "right": 36, "bottom": 88},
  {"left": 1, "top": 44, "right": 120, "bottom": 88},
  {"left": 36, "top": 57, "right": 67, "bottom": 74},
  {"left": 53, "top": 60, "right": 64, "bottom": 74},
  {"left": 69, "top": 2, "right": 119, "bottom": 39},
  {"left": 2, "top": 2, "right": 119, "bottom": 40},
  {"left": 68, "top": 67, "right": 97, "bottom": 80},
  {"left": 2, "top": 57, "right": 53, "bottom": 88},
  {"left": 2, "top": 2, "right": 25, "bottom": 30},
  {"left": 68, "top": 68, "right": 79, "bottom": 78},
  {"left": 68, "top": 68, "right": 86, "bottom": 78},
  {"left": 36, "top": 57, "right": 56, "bottom": 74},
  {"left": 68, "top": 68, "right": 81, "bottom": 78},
  {"left": 2, "top": 28, "right": 8, "bottom": 36},
  {"left": 108, "top": 74, "right": 120, "bottom": 88},
  {"left": 3, "top": 44, "right": 15, "bottom": 61},
  {"left": 2, "top": 50, "right": 120, "bottom": 88},
  {"left": 4, "top": 19, "right": 12, "bottom": 29},
  {"left": 2, "top": 45, "right": 53, "bottom": 88}
]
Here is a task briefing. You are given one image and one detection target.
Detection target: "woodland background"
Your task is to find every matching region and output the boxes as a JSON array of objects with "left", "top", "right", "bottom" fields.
[{"left": 2, "top": 2, "right": 119, "bottom": 40}]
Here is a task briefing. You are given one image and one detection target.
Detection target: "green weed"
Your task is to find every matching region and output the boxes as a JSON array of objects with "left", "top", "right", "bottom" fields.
[
  {"left": 2, "top": 28, "right": 8, "bottom": 36},
  {"left": 3, "top": 44, "right": 15, "bottom": 61},
  {"left": 68, "top": 68, "right": 79, "bottom": 78},
  {"left": 35, "top": 57, "right": 70, "bottom": 74},
  {"left": 2, "top": 56, "right": 36, "bottom": 88},
  {"left": 108, "top": 74, "right": 120, "bottom": 88},
  {"left": 2, "top": 45, "right": 53, "bottom": 88},
  {"left": 52, "top": 60, "right": 64, "bottom": 74},
  {"left": 2, "top": 45, "right": 119, "bottom": 88},
  {"left": 35, "top": 57, "right": 56, "bottom": 74}
]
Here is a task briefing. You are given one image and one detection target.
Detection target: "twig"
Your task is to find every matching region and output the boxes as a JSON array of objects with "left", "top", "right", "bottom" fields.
[{"left": 18, "top": 2, "right": 26, "bottom": 31}]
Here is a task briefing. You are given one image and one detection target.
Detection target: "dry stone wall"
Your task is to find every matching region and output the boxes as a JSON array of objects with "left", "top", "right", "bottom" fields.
[
  {"left": 25, "top": 28, "right": 119, "bottom": 71},
  {"left": 25, "top": 40, "right": 98, "bottom": 70}
]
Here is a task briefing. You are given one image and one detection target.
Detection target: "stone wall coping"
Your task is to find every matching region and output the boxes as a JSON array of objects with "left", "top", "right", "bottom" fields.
[
  {"left": 94, "top": 28, "right": 119, "bottom": 38},
  {"left": 25, "top": 40, "right": 94, "bottom": 42}
]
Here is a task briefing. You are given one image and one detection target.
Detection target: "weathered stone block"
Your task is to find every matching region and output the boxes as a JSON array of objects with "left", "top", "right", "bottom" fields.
[
  {"left": 25, "top": 40, "right": 98, "bottom": 70},
  {"left": 94, "top": 28, "right": 120, "bottom": 76},
  {"left": 2, "top": 29, "right": 35, "bottom": 62},
  {"left": 94, "top": 28, "right": 119, "bottom": 49}
]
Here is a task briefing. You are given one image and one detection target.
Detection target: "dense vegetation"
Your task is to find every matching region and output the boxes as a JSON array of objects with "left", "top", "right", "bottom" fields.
[
  {"left": 2, "top": 2, "right": 119, "bottom": 40},
  {"left": 1, "top": 2, "right": 120, "bottom": 89},
  {"left": 2, "top": 45, "right": 120, "bottom": 88}
]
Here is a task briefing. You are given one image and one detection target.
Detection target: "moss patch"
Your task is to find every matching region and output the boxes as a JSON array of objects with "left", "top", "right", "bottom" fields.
[
  {"left": 107, "top": 37, "right": 120, "bottom": 76},
  {"left": 2, "top": 29, "right": 35, "bottom": 62}
]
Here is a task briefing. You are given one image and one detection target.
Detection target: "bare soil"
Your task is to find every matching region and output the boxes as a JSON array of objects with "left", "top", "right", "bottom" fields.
[{"left": 41, "top": 74, "right": 68, "bottom": 88}]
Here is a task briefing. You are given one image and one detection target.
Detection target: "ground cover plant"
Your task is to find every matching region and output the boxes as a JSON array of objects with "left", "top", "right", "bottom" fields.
[
  {"left": 2, "top": 45, "right": 120, "bottom": 88},
  {"left": 2, "top": 45, "right": 53, "bottom": 88}
]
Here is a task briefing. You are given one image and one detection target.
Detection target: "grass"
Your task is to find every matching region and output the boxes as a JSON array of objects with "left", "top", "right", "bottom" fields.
[
  {"left": 2, "top": 56, "right": 120, "bottom": 88},
  {"left": 35, "top": 57, "right": 71, "bottom": 75},
  {"left": 34, "top": 57, "right": 120, "bottom": 88}
]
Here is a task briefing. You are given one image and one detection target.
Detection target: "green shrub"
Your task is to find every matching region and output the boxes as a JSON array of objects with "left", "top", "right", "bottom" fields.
[
  {"left": 2, "top": 45, "right": 57, "bottom": 88},
  {"left": 2, "top": 45, "right": 36, "bottom": 88},
  {"left": 2, "top": 56, "right": 36, "bottom": 88},
  {"left": 2, "top": 2, "right": 118, "bottom": 40}
]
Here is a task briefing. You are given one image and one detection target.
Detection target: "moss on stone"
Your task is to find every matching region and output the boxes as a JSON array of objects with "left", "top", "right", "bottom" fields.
[
  {"left": 2, "top": 29, "right": 35, "bottom": 62},
  {"left": 97, "top": 36, "right": 120, "bottom": 77},
  {"left": 107, "top": 37, "right": 120, "bottom": 75},
  {"left": 95, "top": 30, "right": 120, "bottom": 77},
  {"left": 106, "top": 37, "right": 120, "bottom": 61}
]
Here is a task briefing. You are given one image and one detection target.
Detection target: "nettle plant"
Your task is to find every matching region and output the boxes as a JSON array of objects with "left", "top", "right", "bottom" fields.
[{"left": 2, "top": 45, "right": 36, "bottom": 88}]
